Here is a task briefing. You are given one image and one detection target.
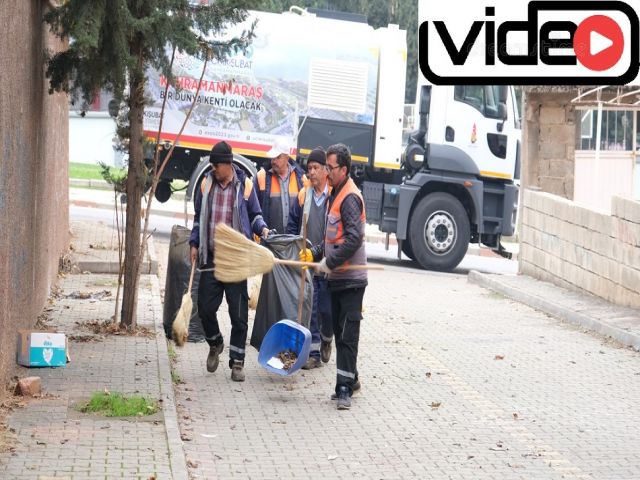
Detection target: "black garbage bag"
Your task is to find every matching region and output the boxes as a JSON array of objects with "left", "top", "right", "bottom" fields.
[
  {"left": 163, "top": 225, "right": 206, "bottom": 343},
  {"left": 250, "top": 234, "right": 313, "bottom": 350}
]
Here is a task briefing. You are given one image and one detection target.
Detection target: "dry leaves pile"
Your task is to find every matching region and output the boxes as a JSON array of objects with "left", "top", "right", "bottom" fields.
[
  {"left": 76, "top": 319, "right": 154, "bottom": 338},
  {"left": 64, "top": 290, "right": 112, "bottom": 300},
  {"left": 276, "top": 350, "right": 298, "bottom": 370},
  {"left": 0, "top": 394, "right": 27, "bottom": 454}
]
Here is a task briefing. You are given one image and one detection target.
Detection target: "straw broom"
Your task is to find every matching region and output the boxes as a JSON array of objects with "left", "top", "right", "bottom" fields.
[
  {"left": 172, "top": 260, "right": 196, "bottom": 347},
  {"left": 214, "top": 223, "right": 382, "bottom": 283}
]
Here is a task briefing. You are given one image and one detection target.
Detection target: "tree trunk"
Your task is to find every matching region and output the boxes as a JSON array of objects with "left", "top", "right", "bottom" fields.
[{"left": 120, "top": 69, "right": 146, "bottom": 329}]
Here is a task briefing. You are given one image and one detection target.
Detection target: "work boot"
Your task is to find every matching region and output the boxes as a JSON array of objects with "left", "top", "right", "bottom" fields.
[
  {"left": 320, "top": 340, "right": 332, "bottom": 363},
  {"left": 301, "top": 356, "right": 322, "bottom": 370},
  {"left": 231, "top": 360, "right": 245, "bottom": 382},
  {"left": 335, "top": 386, "right": 351, "bottom": 410},
  {"left": 331, "top": 380, "right": 360, "bottom": 400},
  {"left": 206, "top": 342, "right": 224, "bottom": 373}
]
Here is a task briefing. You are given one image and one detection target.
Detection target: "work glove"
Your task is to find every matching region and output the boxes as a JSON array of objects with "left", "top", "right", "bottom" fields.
[
  {"left": 315, "top": 258, "right": 331, "bottom": 274},
  {"left": 299, "top": 248, "right": 314, "bottom": 263}
]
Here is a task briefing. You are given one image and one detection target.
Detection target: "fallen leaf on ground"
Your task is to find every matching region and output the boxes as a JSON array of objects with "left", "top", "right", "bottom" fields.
[
  {"left": 489, "top": 441, "right": 508, "bottom": 451},
  {"left": 494, "top": 355, "right": 505, "bottom": 360},
  {"left": 430, "top": 402, "right": 441, "bottom": 409},
  {"left": 425, "top": 372, "right": 431, "bottom": 378}
]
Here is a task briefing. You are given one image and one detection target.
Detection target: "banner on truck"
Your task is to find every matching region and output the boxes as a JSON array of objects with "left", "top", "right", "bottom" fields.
[{"left": 144, "top": 10, "right": 380, "bottom": 158}]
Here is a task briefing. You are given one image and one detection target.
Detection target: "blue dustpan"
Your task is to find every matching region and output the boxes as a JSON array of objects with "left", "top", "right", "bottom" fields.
[{"left": 258, "top": 319, "right": 311, "bottom": 376}]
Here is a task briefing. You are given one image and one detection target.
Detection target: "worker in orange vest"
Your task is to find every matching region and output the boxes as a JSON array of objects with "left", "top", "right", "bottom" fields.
[
  {"left": 254, "top": 139, "right": 306, "bottom": 234},
  {"left": 286, "top": 147, "right": 333, "bottom": 369},
  {"left": 299, "top": 143, "right": 367, "bottom": 410}
]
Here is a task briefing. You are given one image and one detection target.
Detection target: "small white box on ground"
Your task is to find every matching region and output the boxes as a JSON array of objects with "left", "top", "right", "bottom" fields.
[{"left": 17, "top": 330, "right": 68, "bottom": 367}]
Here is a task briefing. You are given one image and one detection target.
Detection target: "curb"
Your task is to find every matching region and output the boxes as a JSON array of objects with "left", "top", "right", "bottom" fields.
[
  {"left": 468, "top": 270, "right": 640, "bottom": 351},
  {"left": 72, "top": 233, "right": 157, "bottom": 276},
  {"left": 149, "top": 274, "right": 189, "bottom": 480},
  {"left": 146, "top": 234, "right": 160, "bottom": 275}
]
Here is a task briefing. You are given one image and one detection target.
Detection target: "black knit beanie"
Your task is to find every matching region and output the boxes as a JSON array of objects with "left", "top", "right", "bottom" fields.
[
  {"left": 307, "top": 147, "right": 326, "bottom": 166},
  {"left": 209, "top": 141, "right": 233, "bottom": 164}
]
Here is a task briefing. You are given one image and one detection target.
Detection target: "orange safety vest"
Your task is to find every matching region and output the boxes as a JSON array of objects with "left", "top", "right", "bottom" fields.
[
  {"left": 325, "top": 177, "right": 367, "bottom": 277},
  {"left": 257, "top": 169, "right": 305, "bottom": 197}
]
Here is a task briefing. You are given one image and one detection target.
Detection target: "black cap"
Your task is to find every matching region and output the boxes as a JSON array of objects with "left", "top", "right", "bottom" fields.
[
  {"left": 307, "top": 147, "right": 326, "bottom": 166},
  {"left": 209, "top": 141, "right": 233, "bottom": 164}
]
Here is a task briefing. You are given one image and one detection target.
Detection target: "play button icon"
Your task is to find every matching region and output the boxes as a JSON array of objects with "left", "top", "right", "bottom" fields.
[
  {"left": 574, "top": 15, "right": 624, "bottom": 71},
  {"left": 590, "top": 31, "right": 614, "bottom": 56}
]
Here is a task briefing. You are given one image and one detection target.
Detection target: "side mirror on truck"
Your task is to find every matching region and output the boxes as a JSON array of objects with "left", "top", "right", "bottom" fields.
[
  {"left": 496, "top": 86, "right": 508, "bottom": 131},
  {"left": 419, "top": 85, "right": 431, "bottom": 115},
  {"left": 498, "top": 102, "right": 507, "bottom": 120}
]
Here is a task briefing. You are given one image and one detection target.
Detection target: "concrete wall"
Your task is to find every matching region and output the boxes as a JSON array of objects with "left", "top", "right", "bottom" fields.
[
  {"left": 520, "top": 190, "right": 640, "bottom": 308},
  {"left": 522, "top": 91, "right": 576, "bottom": 199},
  {"left": 0, "top": 2, "right": 69, "bottom": 394}
]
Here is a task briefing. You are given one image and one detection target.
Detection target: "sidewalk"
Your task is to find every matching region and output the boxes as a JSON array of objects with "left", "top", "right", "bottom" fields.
[
  {"left": 69, "top": 184, "right": 519, "bottom": 258},
  {"left": 469, "top": 271, "right": 640, "bottom": 351},
  {"left": 0, "top": 220, "right": 186, "bottom": 479},
  {"left": 2, "top": 214, "right": 640, "bottom": 478}
]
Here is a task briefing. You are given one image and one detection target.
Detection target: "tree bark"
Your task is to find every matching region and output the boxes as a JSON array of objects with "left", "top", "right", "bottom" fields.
[{"left": 120, "top": 63, "right": 146, "bottom": 329}]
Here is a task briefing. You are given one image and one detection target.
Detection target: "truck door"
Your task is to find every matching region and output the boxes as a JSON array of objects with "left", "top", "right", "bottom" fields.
[{"left": 445, "top": 85, "right": 517, "bottom": 181}]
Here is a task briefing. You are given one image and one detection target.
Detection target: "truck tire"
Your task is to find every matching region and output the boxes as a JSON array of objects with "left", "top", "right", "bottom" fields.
[{"left": 409, "top": 192, "right": 470, "bottom": 271}]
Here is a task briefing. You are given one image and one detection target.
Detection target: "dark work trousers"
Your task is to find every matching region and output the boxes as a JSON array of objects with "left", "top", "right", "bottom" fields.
[
  {"left": 330, "top": 286, "right": 365, "bottom": 395},
  {"left": 309, "top": 275, "right": 333, "bottom": 358},
  {"left": 198, "top": 264, "right": 248, "bottom": 366}
]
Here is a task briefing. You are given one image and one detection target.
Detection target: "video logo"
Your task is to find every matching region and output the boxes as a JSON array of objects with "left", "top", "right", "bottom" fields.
[{"left": 419, "top": 0, "right": 639, "bottom": 85}]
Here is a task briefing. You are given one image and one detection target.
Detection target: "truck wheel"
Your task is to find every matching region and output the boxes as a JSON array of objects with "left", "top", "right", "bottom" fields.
[
  {"left": 154, "top": 180, "right": 172, "bottom": 203},
  {"left": 409, "top": 192, "right": 470, "bottom": 271}
]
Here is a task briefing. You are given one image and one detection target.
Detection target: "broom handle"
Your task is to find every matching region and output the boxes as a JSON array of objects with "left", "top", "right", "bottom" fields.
[
  {"left": 187, "top": 260, "right": 196, "bottom": 293},
  {"left": 274, "top": 258, "right": 384, "bottom": 270},
  {"left": 297, "top": 213, "right": 308, "bottom": 324}
]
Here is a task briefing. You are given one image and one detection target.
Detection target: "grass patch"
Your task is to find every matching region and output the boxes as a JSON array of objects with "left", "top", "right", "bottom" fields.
[
  {"left": 171, "top": 370, "right": 182, "bottom": 385},
  {"left": 70, "top": 162, "right": 188, "bottom": 194},
  {"left": 78, "top": 391, "right": 158, "bottom": 417},
  {"left": 69, "top": 162, "right": 118, "bottom": 181},
  {"left": 167, "top": 342, "right": 177, "bottom": 362}
]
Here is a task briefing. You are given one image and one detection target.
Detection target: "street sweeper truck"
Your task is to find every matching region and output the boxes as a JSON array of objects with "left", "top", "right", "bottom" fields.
[{"left": 144, "top": 7, "right": 521, "bottom": 271}]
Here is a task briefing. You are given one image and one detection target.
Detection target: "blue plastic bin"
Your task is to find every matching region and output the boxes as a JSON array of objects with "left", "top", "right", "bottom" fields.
[{"left": 258, "top": 319, "right": 311, "bottom": 376}]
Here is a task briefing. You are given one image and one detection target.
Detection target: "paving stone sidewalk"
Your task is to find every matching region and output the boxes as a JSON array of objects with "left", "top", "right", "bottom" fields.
[
  {"left": 4, "top": 214, "right": 639, "bottom": 479},
  {"left": 172, "top": 266, "right": 640, "bottom": 480},
  {"left": 0, "top": 221, "right": 186, "bottom": 479},
  {"left": 469, "top": 271, "right": 640, "bottom": 351}
]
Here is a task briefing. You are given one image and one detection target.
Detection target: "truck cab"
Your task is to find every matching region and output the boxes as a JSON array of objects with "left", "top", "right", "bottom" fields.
[{"left": 364, "top": 84, "right": 521, "bottom": 271}]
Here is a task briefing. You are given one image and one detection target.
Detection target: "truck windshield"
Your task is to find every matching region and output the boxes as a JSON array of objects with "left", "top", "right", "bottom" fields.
[{"left": 454, "top": 86, "right": 503, "bottom": 120}]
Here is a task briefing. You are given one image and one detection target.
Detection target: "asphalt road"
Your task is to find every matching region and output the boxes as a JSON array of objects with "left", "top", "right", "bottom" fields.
[{"left": 70, "top": 204, "right": 518, "bottom": 277}]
